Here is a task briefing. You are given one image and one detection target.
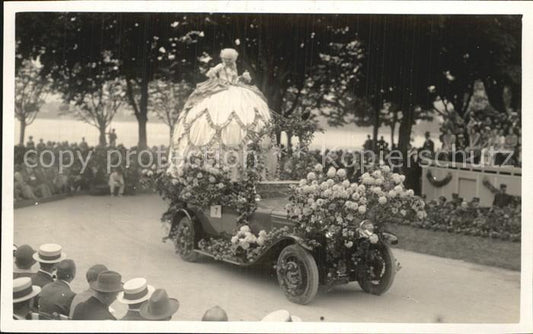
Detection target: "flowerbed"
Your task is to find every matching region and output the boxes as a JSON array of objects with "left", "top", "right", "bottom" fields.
[{"left": 396, "top": 200, "right": 521, "bottom": 241}]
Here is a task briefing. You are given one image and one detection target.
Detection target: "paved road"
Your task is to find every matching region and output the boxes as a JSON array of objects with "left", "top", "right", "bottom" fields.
[{"left": 13, "top": 194, "right": 520, "bottom": 322}]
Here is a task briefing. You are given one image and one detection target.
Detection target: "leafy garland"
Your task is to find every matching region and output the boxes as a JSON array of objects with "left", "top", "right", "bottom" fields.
[{"left": 426, "top": 170, "right": 453, "bottom": 188}]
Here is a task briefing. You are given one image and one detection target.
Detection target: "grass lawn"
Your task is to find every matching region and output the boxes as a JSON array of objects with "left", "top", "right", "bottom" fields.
[{"left": 387, "top": 223, "right": 521, "bottom": 271}]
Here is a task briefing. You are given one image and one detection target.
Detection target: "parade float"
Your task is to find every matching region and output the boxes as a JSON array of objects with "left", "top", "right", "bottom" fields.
[{"left": 151, "top": 48, "right": 425, "bottom": 304}]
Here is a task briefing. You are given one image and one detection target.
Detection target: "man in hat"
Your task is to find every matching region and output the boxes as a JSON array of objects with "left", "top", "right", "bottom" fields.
[
  {"left": 31, "top": 243, "right": 66, "bottom": 310},
  {"left": 69, "top": 264, "right": 108, "bottom": 319},
  {"left": 31, "top": 243, "right": 66, "bottom": 288},
  {"left": 201, "top": 306, "right": 228, "bottom": 321},
  {"left": 261, "top": 309, "right": 302, "bottom": 322},
  {"left": 13, "top": 277, "right": 41, "bottom": 320},
  {"left": 139, "top": 289, "right": 179, "bottom": 321},
  {"left": 72, "top": 271, "right": 123, "bottom": 320},
  {"left": 38, "top": 259, "right": 77, "bottom": 318},
  {"left": 117, "top": 278, "right": 155, "bottom": 320},
  {"left": 14, "top": 244, "right": 37, "bottom": 279}
]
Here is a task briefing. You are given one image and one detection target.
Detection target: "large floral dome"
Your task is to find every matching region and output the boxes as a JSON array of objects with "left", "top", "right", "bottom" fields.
[{"left": 171, "top": 86, "right": 271, "bottom": 154}]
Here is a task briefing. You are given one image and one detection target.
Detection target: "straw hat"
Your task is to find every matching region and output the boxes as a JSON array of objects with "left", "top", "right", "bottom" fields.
[
  {"left": 13, "top": 277, "right": 41, "bottom": 303},
  {"left": 32, "top": 243, "right": 66, "bottom": 264},
  {"left": 261, "top": 309, "right": 302, "bottom": 322},
  {"left": 117, "top": 278, "right": 155, "bottom": 304}
]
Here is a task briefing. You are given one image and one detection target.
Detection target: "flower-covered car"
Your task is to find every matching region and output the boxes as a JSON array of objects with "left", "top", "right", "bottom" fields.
[{"left": 149, "top": 163, "right": 425, "bottom": 305}]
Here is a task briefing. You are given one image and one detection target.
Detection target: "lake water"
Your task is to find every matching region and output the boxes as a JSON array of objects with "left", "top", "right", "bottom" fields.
[{"left": 14, "top": 117, "right": 437, "bottom": 149}]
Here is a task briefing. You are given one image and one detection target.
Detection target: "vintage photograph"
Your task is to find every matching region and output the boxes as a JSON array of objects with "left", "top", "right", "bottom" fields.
[{"left": 2, "top": 1, "right": 532, "bottom": 332}]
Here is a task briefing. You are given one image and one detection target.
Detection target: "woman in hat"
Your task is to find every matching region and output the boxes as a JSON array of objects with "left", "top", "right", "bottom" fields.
[
  {"left": 139, "top": 289, "right": 179, "bottom": 321},
  {"left": 117, "top": 278, "right": 155, "bottom": 320},
  {"left": 167, "top": 48, "right": 274, "bottom": 180},
  {"left": 13, "top": 277, "right": 41, "bottom": 320}
]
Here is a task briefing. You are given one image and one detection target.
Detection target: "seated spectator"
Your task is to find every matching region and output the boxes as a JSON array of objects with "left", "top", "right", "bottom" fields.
[
  {"left": 139, "top": 289, "right": 179, "bottom": 321},
  {"left": 108, "top": 167, "right": 125, "bottom": 197},
  {"left": 72, "top": 271, "right": 123, "bottom": 320},
  {"left": 13, "top": 277, "right": 41, "bottom": 320},
  {"left": 14, "top": 244, "right": 37, "bottom": 279},
  {"left": 261, "top": 309, "right": 302, "bottom": 322},
  {"left": 441, "top": 129, "right": 456, "bottom": 153},
  {"left": 504, "top": 128, "right": 518, "bottom": 150},
  {"left": 32, "top": 243, "right": 66, "bottom": 289},
  {"left": 117, "top": 278, "right": 155, "bottom": 320},
  {"left": 202, "top": 306, "right": 228, "bottom": 321},
  {"left": 69, "top": 264, "right": 108, "bottom": 319},
  {"left": 39, "top": 259, "right": 77, "bottom": 319},
  {"left": 14, "top": 164, "right": 37, "bottom": 200}
]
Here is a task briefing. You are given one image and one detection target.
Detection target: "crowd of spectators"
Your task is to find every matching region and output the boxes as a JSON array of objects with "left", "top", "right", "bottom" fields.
[
  {"left": 13, "top": 243, "right": 301, "bottom": 321},
  {"left": 14, "top": 136, "right": 169, "bottom": 203},
  {"left": 433, "top": 107, "right": 521, "bottom": 166}
]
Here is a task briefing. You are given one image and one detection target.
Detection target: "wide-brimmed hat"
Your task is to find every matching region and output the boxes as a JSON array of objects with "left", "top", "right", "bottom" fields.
[
  {"left": 32, "top": 243, "right": 66, "bottom": 264},
  {"left": 117, "top": 278, "right": 155, "bottom": 304},
  {"left": 15, "top": 244, "right": 37, "bottom": 268},
  {"left": 139, "top": 289, "right": 179, "bottom": 320},
  {"left": 261, "top": 309, "right": 302, "bottom": 322},
  {"left": 90, "top": 271, "right": 123, "bottom": 293},
  {"left": 13, "top": 277, "right": 41, "bottom": 303}
]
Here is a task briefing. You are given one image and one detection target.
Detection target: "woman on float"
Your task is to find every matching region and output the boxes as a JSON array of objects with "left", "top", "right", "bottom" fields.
[{"left": 168, "top": 48, "right": 274, "bottom": 179}]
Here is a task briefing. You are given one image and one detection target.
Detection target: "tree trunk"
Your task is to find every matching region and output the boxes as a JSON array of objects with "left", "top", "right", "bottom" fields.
[
  {"left": 398, "top": 107, "right": 413, "bottom": 160},
  {"left": 19, "top": 119, "right": 26, "bottom": 146},
  {"left": 98, "top": 125, "right": 107, "bottom": 147},
  {"left": 168, "top": 124, "right": 174, "bottom": 147},
  {"left": 137, "top": 78, "right": 149, "bottom": 149},
  {"left": 390, "top": 123, "right": 396, "bottom": 148},
  {"left": 372, "top": 101, "right": 380, "bottom": 152}
]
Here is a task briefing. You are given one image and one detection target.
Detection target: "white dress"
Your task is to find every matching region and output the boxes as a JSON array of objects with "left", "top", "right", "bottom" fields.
[{"left": 168, "top": 63, "right": 273, "bottom": 178}]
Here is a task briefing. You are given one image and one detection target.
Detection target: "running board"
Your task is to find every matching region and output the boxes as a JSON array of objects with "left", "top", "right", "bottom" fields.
[{"left": 193, "top": 249, "right": 245, "bottom": 266}]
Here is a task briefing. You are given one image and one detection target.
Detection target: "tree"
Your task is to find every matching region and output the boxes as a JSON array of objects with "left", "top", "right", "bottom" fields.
[
  {"left": 66, "top": 78, "right": 126, "bottom": 146},
  {"left": 148, "top": 79, "right": 192, "bottom": 142},
  {"left": 15, "top": 59, "right": 49, "bottom": 145},
  {"left": 16, "top": 13, "right": 203, "bottom": 148}
]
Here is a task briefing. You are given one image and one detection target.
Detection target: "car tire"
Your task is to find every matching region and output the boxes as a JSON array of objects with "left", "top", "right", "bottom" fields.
[
  {"left": 276, "top": 244, "right": 319, "bottom": 305},
  {"left": 173, "top": 215, "right": 198, "bottom": 262}
]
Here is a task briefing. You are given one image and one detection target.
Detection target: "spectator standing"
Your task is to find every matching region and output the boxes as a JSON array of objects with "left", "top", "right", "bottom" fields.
[
  {"left": 14, "top": 244, "right": 37, "bottom": 279},
  {"left": 79, "top": 137, "right": 89, "bottom": 151},
  {"left": 72, "top": 271, "right": 123, "bottom": 320},
  {"left": 108, "top": 129, "right": 117, "bottom": 147},
  {"left": 69, "top": 264, "right": 108, "bottom": 319},
  {"left": 421, "top": 131, "right": 435, "bottom": 157},
  {"left": 139, "top": 289, "right": 179, "bottom": 321},
  {"left": 492, "top": 184, "right": 512, "bottom": 208},
  {"left": 13, "top": 277, "right": 41, "bottom": 320},
  {"left": 38, "top": 259, "right": 77, "bottom": 319},
  {"left": 36, "top": 138, "right": 46, "bottom": 151},
  {"left": 118, "top": 278, "right": 155, "bottom": 320},
  {"left": 363, "top": 135, "right": 373, "bottom": 151},
  {"left": 108, "top": 168, "right": 125, "bottom": 196},
  {"left": 26, "top": 136, "right": 35, "bottom": 149}
]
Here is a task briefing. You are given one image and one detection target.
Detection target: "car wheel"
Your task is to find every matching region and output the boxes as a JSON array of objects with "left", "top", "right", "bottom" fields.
[
  {"left": 173, "top": 215, "right": 198, "bottom": 262},
  {"left": 276, "top": 244, "right": 319, "bottom": 305}
]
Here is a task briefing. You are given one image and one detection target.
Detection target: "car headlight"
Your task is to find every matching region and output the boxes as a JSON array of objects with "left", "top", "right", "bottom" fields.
[
  {"left": 359, "top": 220, "right": 375, "bottom": 235},
  {"left": 161, "top": 221, "right": 172, "bottom": 241}
]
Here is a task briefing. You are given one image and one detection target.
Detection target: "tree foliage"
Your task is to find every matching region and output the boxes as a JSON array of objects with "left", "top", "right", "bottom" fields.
[{"left": 148, "top": 79, "right": 192, "bottom": 141}]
